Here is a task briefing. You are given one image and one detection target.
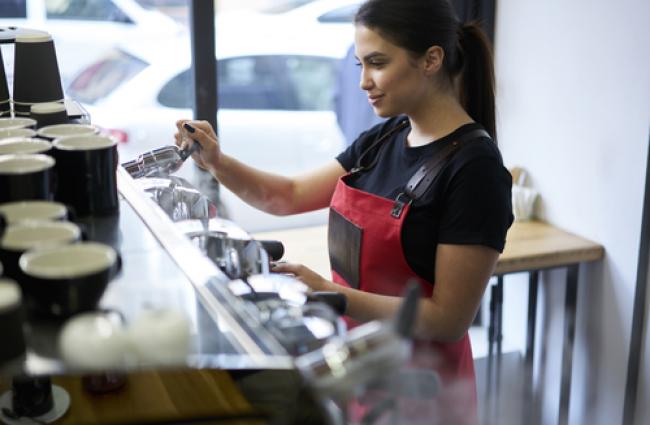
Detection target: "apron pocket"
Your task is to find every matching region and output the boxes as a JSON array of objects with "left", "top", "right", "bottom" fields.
[{"left": 328, "top": 208, "right": 362, "bottom": 289}]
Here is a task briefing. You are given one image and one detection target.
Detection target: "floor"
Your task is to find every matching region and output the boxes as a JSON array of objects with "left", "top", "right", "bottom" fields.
[{"left": 254, "top": 225, "right": 532, "bottom": 425}]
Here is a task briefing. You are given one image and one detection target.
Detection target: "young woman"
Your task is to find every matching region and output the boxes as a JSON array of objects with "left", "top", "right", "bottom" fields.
[{"left": 176, "top": 0, "right": 512, "bottom": 421}]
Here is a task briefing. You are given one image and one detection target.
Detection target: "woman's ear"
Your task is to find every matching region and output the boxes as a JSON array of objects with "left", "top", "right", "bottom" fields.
[{"left": 423, "top": 45, "right": 445, "bottom": 75}]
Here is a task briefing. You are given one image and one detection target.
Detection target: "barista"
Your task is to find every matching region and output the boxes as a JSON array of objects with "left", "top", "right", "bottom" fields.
[{"left": 175, "top": 0, "right": 512, "bottom": 421}]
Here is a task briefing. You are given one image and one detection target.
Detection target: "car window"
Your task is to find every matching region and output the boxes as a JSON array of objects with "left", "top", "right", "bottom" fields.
[
  {"left": 261, "top": 0, "right": 315, "bottom": 14},
  {"left": 67, "top": 49, "right": 148, "bottom": 104},
  {"left": 0, "top": 0, "right": 27, "bottom": 18},
  {"left": 317, "top": 5, "right": 359, "bottom": 23},
  {"left": 157, "top": 55, "right": 337, "bottom": 111},
  {"left": 45, "top": 0, "right": 133, "bottom": 23}
]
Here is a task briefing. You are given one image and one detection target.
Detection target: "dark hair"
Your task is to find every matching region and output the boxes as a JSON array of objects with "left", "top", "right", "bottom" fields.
[{"left": 355, "top": 0, "right": 496, "bottom": 140}]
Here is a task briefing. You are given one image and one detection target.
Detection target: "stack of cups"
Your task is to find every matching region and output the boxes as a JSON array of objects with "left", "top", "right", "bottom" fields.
[
  {"left": 0, "top": 46, "right": 10, "bottom": 117},
  {"left": 12, "top": 30, "right": 64, "bottom": 117}
]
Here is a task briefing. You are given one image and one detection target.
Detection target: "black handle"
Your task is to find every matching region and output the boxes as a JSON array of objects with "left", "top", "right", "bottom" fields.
[
  {"left": 258, "top": 239, "right": 284, "bottom": 261},
  {"left": 308, "top": 291, "right": 347, "bottom": 316}
]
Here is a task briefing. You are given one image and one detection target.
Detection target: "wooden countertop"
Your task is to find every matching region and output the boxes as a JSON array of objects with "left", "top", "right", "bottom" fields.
[
  {"left": 495, "top": 220, "right": 604, "bottom": 275},
  {"left": 0, "top": 370, "right": 266, "bottom": 425},
  {"left": 255, "top": 220, "right": 605, "bottom": 277}
]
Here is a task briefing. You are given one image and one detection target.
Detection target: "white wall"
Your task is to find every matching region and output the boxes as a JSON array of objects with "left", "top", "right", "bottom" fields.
[{"left": 494, "top": 0, "right": 650, "bottom": 424}]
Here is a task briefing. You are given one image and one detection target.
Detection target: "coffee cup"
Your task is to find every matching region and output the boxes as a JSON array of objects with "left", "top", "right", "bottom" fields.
[
  {"left": 59, "top": 311, "right": 131, "bottom": 370},
  {"left": 37, "top": 123, "right": 98, "bottom": 141},
  {"left": 0, "top": 200, "right": 68, "bottom": 225},
  {"left": 0, "top": 278, "right": 26, "bottom": 364},
  {"left": 128, "top": 308, "right": 191, "bottom": 366},
  {"left": 53, "top": 135, "right": 119, "bottom": 217},
  {"left": 0, "top": 220, "right": 81, "bottom": 281},
  {"left": 0, "top": 128, "right": 37, "bottom": 140},
  {"left": 30, "top": 102, "right": 68, "bottom": 128},
  {"left": 0, "top": 137, "right": 52, "bottom": 156},
  {"left": 12, "top": 31, "right": 64, "bottom": 116},
  {"left": 19, "top": 242, "right": 121, "bottom": 318},
  {"left": 10, "top": 375, "right": 54, "bottom": 418},
  {"left": 0, "top": 154, "right": 55, "bottom": 203},
  {"left": 0, "top": 117, "right": 37, "bottom": 131},
  {"left": 0, "top": 46, "right": 9, "bottom": 117}
]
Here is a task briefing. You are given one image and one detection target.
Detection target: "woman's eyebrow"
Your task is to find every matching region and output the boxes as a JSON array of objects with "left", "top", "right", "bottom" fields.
[{"left": 359, "top": 52, "right": 386, "bottom": 61}]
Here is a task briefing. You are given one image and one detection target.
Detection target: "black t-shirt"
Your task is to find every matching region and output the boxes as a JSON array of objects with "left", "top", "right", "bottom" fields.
[{"left": 336, "top": 116, "right": 514, "bottom": 284}]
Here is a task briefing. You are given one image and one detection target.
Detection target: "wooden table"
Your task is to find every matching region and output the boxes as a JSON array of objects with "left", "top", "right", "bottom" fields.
[{"left": 486, "top": 221, "right": 604, "bottom": 425}]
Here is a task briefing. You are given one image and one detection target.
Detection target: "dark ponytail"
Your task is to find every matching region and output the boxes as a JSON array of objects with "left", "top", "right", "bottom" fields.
[
  {"left": 355, "top": 0, "right": 497, "bottom": 140},
  {"left": 457, "top": 22, "right": 496, "bottom": 140}
]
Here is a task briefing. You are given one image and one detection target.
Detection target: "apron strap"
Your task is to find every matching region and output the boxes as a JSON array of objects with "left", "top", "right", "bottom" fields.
[{"left": 391, "top": 128, "right": 491, "bottom": 219}]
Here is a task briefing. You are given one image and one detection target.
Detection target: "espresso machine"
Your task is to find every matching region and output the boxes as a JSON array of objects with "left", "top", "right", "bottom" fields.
[{"left": 122, "top": 147, "right": 347, "bottom": 355}]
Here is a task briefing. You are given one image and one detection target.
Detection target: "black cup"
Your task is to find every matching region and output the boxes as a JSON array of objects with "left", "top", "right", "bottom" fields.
[
  {"left": 36, "top": 123, "right": 98, "bottom": 141},
  {"left": 12, "top": 31, "right": 64, "bottom": 108},
  {"left": 0, "top": 221, "right": 81, "bottom": 282},
  {"left": 52, "top": 135, "right": 119, "bottom": 217},
  {"left": 0, "top": 137, "right": 52, "bottom": 156},
  {"left": 0, "top": 117, "right": 37, "bottom": 131},
  {"left": 0, "top": 154, "right": 55, "bottom": 203},
  {"left": 0, "top": 278, "right": 26, "bottom": 364},
  {"left": 30, "top": 102, "right": 68, "bottom": 129},
  {"left": 11, "top": 375, "right": 54, "bottom": 418},
  {"left": 19, "top": 242, "right": 121, "bottom": 318},
  {"left": 0, "top": 200, "right": 68, "bottom": 225},
  {"left": 0, "top": 128, "right": 37, "bottom": 140},
  {"left": 0, "top": 46, "right": 9, "bottom": 117}
]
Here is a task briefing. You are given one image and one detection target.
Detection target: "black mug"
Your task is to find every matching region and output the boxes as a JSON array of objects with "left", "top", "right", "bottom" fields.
[
  {"left": 11, "top": 375, "right": 54, "bottom": 418},
  {"left": 0, "top": 137, "right": 52, "bottom": 156},
  {"left": 19, "top": 242, "right": 122, "bottom": 318},
  {"left": 30, "top": 102, "right": 68, "bottom": 129},
  {"left": 0, "top": 154, "right": 56, "bottom": 203},
  {"left": 0, "top": 278, "right": 26, "bottom": 364},
  {"left": 36, "top": 123, "right": 97, "bottom": 141},
  {"left": 52, "top": 135, "right": 119, "bottom": 217},
  {"left": 0, "top": 117, "right": 37, "bottom": 131},
  {"left": 0, "top": 200, "right": 68, "bottom": 225},
  {"left": 0, "top": 221, "right": 81, "bottom": 282}
]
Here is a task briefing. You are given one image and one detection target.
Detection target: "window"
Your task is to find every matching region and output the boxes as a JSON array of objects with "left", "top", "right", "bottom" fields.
[
  {"left": 261, "top": 0, "right": 315, "bottom": 14},
  {"left": 67, "top": 49, "right": 147, "bottom": 104},
  {"left": 157, "top": 55, "right": 337, "bottom": 111},
  {"left": 317, "top": 5, "right": 360, "bottom": 23},
  {"left": 45, "top": 0, "right": 132, "bottom": 23},
  {"left": 0, "top": 0, "right": 27, "bottom": 18}
]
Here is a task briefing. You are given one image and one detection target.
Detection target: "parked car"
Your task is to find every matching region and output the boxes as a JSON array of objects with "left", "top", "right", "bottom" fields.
[
  {"left": 0, "top": 0, "right": 184, "bottom": 84},
  {"left": 67, "top": 34, "right": 347, "bottom": 232}
]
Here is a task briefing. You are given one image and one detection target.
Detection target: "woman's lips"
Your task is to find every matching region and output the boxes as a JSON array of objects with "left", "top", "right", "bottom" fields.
[{"left": 368, "top": 94, "right": 384, "bottom": 106}]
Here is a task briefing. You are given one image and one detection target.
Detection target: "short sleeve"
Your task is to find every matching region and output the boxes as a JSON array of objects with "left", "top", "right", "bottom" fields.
[{"left": 437, "top": 157, "right": 513, "bottom": 252}]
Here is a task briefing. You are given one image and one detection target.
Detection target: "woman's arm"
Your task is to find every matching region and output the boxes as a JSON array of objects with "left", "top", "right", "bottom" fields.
[
  {"left": 175, "top": 119, "right": 346, "bottom": 215},
  {"left": 274, "top": 243, "right": 499, "bottom": 341}
]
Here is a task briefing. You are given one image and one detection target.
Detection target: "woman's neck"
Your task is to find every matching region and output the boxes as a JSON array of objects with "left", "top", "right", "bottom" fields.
[{"left": 406, "top": 92, "right": 474, "bottom": 147}]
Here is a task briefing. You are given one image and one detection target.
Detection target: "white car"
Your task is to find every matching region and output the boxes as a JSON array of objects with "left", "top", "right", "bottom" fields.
[
  {"left": 0, "top": 0, "right": 184, "bottom": 84},
  {"left": 67, "top": 33, "right": 348, "bottom": 232}
]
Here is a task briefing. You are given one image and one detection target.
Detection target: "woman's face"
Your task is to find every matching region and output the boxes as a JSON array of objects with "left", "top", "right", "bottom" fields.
[{"left": 354, "top": 25, "right": 430, "bottom": 118}]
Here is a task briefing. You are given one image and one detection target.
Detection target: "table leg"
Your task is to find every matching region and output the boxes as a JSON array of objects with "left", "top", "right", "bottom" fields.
[
  {"left": 559, "top": 265, "right": 579, "bottom": 425},
  {"left": 523, "top": 271, "right": 539, "bottom": 425},
  {"left": 484, "top": 282, "right": 499, "bottom": 425}
]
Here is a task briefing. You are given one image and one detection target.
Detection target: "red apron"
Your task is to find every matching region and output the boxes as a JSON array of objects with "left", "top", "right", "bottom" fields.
[{"left": 328, "top": 173, "right": 477, "bottom": 424}]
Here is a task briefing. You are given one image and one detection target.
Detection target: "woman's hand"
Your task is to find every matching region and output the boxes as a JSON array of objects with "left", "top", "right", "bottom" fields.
[
  {"left": 174, "top": 119, "right": 220, "bottom": 171},
  {"left": 271, "top": 262, "right": 332, "bottom": 292}
]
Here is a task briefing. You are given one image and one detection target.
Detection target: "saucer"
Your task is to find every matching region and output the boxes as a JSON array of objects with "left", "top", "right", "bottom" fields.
[{"left": 0, "top": 385, "right": 70, "bottom": 424}]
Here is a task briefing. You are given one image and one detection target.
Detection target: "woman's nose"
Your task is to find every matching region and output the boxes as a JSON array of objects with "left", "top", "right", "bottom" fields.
[{"left": 359, "top": 69, "right": 373, "bottom": 91}]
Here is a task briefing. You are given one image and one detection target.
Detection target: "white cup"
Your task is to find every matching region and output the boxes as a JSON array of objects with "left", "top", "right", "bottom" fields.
[
  {"left": 128, "top": 308, "right": 191, "bottom": 366},
  {"left": 512, "top": 185, "right": 538, "bottom": 222},
  {"left": 59, "top": 311, "right": 132, "bottom": 369}
]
